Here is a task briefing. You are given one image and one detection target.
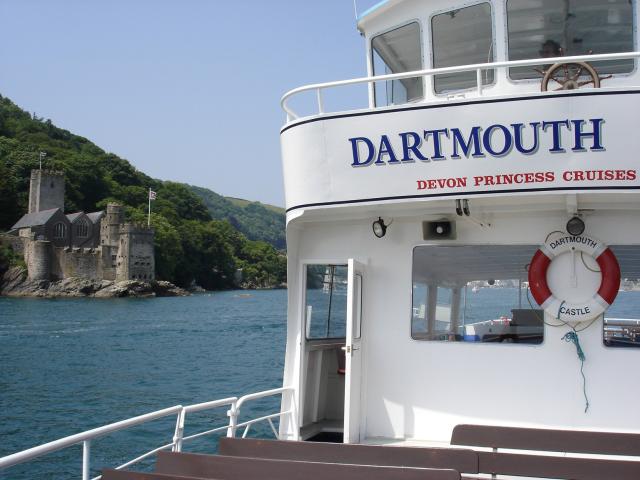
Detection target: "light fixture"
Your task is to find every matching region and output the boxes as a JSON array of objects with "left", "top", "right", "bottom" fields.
[
  {"left": 566, "top": 216, "right": 585, "bottom": 236},
  {"left": 372, "top": 217, "right": 388, "bottom": 238}
]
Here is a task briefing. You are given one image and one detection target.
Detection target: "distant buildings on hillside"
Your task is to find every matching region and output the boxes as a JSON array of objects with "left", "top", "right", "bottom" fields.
[{"left": 6, "top": 169, "right": 155, "bottom": 283}]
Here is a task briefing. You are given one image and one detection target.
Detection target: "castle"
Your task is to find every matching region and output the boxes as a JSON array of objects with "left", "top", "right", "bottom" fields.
[{"left": 7, "top": 169, "right": 155, "bottom": 283}]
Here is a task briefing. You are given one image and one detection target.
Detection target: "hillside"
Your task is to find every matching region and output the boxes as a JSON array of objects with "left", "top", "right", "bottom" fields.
[
  {"left": 189, "top": 186, "right": 285, "bottom": 250},
  {"left": 0, "top": 94, "right": 286, "bottom": 289}
]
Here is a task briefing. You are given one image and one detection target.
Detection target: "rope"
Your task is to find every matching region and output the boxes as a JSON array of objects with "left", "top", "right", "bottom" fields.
[
  {"left": 525, "top": 285, "right": 594, "bottom": 413},
  {"left": 561, "top": 329, "right": 590, "bottom": 413}
]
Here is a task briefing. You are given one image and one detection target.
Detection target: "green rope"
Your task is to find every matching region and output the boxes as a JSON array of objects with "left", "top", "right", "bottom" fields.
[{"left": 561, "top": 329, "right": 590, "bottom": 413}]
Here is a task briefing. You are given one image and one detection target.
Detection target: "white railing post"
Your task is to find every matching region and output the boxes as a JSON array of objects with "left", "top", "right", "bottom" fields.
[
  {"left": 226, "top": 402, "right": 238, "bottom": 438},
  {"left": 476, "top": 68, "right": 483, "bottom": 95},
  {"left": 172, "top": 409, "right": 186, "bottom": 452},
  {"left": 316, "top": 88, "right": 324, "bottom": 114},
  {"left": 82, "top": 440, "right": 90, "bottom": 480}
]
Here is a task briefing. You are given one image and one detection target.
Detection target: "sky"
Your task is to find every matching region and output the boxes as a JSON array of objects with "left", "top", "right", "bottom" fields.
[{"left": 0, "top": 0, "right": 379, "bottom": 207}]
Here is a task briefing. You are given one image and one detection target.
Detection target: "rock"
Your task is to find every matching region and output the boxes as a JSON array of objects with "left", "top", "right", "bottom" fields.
[
  {"left": 0, "top": 266, "right": 28, "bottom": 295},
  {"left": 0, "top": 272, "right": 189, "bottom": 299},
  {"left": 152, "top": 280, "right": 189, "bottom": 297},
  {"left": 94, "top": 280, "right": 155, "bottom": 298}
]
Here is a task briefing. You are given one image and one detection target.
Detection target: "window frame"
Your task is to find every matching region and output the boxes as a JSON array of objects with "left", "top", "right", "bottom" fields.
[
  {"left": 303, "top": 262, "right": 349, "bottom": 342},
  {"left": 503, "top": 0, "right": 638, "bottom": 84},
  {"left": 53, "top": 222, "right": 67, "bottom": 239},
  {"left": 409, "top": 243, "right": 545, "bottom": 347},
  {"left": 75, "top": 219, "right": 89, "bottom": 238},
  {"left": 428, "top": 0, "right": 497, "bottom": 96},
  {"left": 369, "top": 19, "right": 426, "bottom": 108}
]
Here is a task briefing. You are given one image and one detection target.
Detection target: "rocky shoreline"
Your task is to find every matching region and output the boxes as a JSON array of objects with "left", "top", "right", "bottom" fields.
[{"left": 0, "top": 267, "right": 189, "bottom": 298}]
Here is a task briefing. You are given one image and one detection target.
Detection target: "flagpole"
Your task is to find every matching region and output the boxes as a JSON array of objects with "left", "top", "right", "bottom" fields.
[{"left": 148, "top": 188, "right": 151, "bottom": 226}]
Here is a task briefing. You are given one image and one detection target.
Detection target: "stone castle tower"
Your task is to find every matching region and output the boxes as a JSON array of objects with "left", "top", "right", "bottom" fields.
[
  {"left": 29, "top": 170, "right": 65, "bottom": 213},
  {"left": 99, "top": 203, "right": 155, "bottom": 282},
  {"left": 116, "top": 224, "right": 155, "bottom": 282}
]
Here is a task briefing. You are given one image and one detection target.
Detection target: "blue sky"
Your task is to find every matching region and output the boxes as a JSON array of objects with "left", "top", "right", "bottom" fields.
[{"left": 0, "top": 1, "right": 379, "bottom": 207}]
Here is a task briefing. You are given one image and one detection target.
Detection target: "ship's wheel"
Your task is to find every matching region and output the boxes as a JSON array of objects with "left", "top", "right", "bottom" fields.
[{"left": 540, "top": 62, "right": 605, "bottom": 91}]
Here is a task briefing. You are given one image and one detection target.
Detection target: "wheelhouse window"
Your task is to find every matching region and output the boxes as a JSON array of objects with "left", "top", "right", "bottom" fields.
[
  {"left": 305, "top": 264, "right": 347, "bottom": 340},
  {"left": 431, "top": 3, "right": 495, "bottom": 94},
  {"left": 412, "top": 245, "right": 543, "bottom": 344},
  {"left": 507, "top": 0, "right": 634, "bottom": 81},
  {"left": 372, "top": 22, "right": 423, "bottom": 107}
]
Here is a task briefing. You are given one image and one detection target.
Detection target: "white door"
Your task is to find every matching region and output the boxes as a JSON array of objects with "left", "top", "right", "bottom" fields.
[{"left": 344, "top": 259, "right": 364, "bottom": 443}]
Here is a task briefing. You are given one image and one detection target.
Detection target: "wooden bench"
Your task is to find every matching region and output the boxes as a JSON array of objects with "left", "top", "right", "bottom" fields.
[
  {"left": 218, "top": 436, "right": 478, "bottom": 473},
  {"left": 451, "top": 424, "right": 640, "bottom": 479},
  {"left": 154, "top": 450, "right": 461, "bottom": 480},
  {"left": 102, "top": 470, "right": 213, "bottom": 480}
]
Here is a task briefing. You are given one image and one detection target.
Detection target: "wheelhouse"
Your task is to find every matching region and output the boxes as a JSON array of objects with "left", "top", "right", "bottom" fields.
[{"left": 278, "top": 0, "right": 640, "bottom": 445}]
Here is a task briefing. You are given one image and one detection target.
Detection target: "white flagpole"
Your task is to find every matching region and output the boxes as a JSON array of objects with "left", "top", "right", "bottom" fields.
[{"left": 148, "top": 188, "right": 152, "bottom": 226}]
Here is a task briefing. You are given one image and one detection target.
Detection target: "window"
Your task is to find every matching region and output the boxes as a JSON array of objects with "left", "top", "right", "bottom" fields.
[
  {"left": 75, "top": 219, "right": 89, "bottom": 238},
  {"left": 603, "top": 246, "right": 640, "bottom": 349},
  {"left": 507, "top": 0, "right": 634, "bottom": 80},
  {"left": 412, "top": 245, "right": 543, "bottom": 344},
  {"left": 432, "top": 3, "right": 494, "bottom": 94},
  {"left": 53, "top": 222, "right": 67, "bottom": 239},
  {"left": 305, "top": 264, "right": 348, "bottom": 339},
  {"left": 372, "top": 22, "right": 423, "bottom": 106}
]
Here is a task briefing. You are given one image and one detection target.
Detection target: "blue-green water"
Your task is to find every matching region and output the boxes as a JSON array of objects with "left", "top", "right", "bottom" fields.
[
  {"left": 0, "top": 291, "right": 287, "bottom": 479},
  {"left": 1, "top": 289, "right": 639, "bottom": 478}
]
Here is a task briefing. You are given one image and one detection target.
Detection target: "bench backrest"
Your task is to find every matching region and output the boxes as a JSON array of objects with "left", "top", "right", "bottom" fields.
[
  {"left": 451, "top": 424, "right": 640, "bottom": 456},
  {"left": 156, "top": 451, "right": 461, "bottom": 480},
  {"left": 452, "top": 424, "right": 640, "bottom": 480},
  {"left": 219, "top": 437, "right": 478, "bottom": 473}
]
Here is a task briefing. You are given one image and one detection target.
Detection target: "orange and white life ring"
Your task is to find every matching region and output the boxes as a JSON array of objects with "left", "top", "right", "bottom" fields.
[{"left": 528, "top": 234, "right": 620, "bottom": 322}]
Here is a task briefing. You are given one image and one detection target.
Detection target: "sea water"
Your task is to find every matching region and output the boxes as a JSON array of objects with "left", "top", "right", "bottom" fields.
[
  {"left": 0, "top": 291, "right": 286, "bottom": 479},
  {"left": 1, "top": 289, "right": 639, "bottom": 479}
]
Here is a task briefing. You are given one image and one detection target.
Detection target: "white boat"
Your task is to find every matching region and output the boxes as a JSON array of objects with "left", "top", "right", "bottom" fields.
[{"left": 3, "top": 0, "right": 640, "bottom": 478}]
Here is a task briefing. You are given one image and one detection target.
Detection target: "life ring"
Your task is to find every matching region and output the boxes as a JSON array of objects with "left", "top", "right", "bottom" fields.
[{"left": 528, "top": 234, "right": 620, "bottom": 322}]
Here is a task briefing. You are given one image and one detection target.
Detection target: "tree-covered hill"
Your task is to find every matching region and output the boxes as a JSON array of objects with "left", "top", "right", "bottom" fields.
[
  {"left": 0, "top": 94, "right": 285, "bottom": 289},
  {"left": 188, "top": 186, "right": 285, "bottom": 250}
]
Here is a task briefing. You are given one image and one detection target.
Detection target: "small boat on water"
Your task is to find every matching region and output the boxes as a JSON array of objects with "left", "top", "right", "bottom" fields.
[{"left": 3, "top": 1, "right": 640, "bottom": 478}]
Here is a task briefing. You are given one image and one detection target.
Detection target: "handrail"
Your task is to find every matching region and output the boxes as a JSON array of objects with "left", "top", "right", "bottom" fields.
[
  {"left": 280, "top": 51, "right": 640, "bottom": 121},
  {"left": 0, "top": 388, "right": 294, "bottom": 479},
  {"left": 227, "top": 386, "right": 294, "bottom": 438},
  {"left": 0, "top": 404, "right": 183, "bottom": 473},
  {"left": 172, "top": 396, "right": 237, "bottom": 452}
]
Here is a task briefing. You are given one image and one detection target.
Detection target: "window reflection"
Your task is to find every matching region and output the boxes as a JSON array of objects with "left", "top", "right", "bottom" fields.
[
  {"left": 412, "top": 245, "right": 543, "bottom": 344},
  {"left": 372, "top": 22, "right": 423, "bottom": 106},
  {"left": 306, "top": 264, "right": 347, "bottom": 339},
  {"left": 431, "top": 3, "right": 495, "bottom": 94},
  {"left": 507, "top": 0, "right": 634, "bottom": 80}
]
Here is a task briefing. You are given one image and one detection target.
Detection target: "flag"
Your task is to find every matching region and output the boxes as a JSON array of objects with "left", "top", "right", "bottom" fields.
[{"left": 149, "top": 190, "right": 157, "bottom": 200}]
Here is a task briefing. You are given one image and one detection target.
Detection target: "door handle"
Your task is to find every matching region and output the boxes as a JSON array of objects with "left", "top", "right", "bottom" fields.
[{"left": 341, "top": 345, "right": 359, "bottom": 353}]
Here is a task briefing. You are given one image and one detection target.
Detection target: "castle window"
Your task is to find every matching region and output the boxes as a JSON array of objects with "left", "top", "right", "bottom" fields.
[
  {"left": 53, "top": 222, "right": 67, "bottom": 239},
  {"left": 75, "top": 219, "right": 89, "bottom": 238}
]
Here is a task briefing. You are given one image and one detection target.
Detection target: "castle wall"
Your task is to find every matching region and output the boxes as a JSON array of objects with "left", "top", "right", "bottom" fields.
[
  {"left": 29, "top": 170, "right": 65, "bottom": 214},
  {"left": 101, "top": 245, "right": 117, "bottom": 281},
  {"left": 2, "top": 233, "right": 29, "bottom": 256},
  {"left": 51, "top": 248, "right": 101, "bottom": 281},
  {"left": 116, "top": 224, "right": 155, "bottom": 282}
]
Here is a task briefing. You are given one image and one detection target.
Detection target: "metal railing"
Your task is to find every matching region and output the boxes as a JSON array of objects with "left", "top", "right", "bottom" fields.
[
  {"left": 226, "top": 387, "right": 295, "bottom": 439},
  {"left": 280, "top": 51, "right": 640, "bottom": 121},
  {"left": 0, "top": 386, "right": 295, "bottom": 480}
]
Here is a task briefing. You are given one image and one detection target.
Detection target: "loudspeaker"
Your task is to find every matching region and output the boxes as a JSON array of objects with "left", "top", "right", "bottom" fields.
[{"left": 422, "top": 220, "right": 456, "bottom": 240}]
